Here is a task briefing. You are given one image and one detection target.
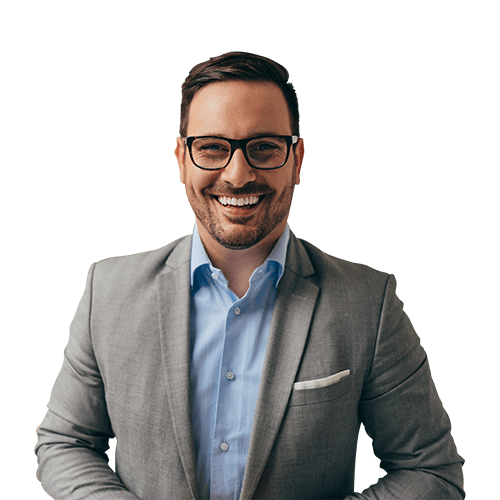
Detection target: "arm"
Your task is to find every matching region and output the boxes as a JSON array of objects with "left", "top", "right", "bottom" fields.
[
  {"left": 345, "top": 275, "right": 464, "bottom": 499},
  {"left": 35, "top": 264, "right": 140, "bottom": 500}
]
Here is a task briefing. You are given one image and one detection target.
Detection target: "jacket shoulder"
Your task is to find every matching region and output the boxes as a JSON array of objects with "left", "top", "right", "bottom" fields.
[
  {"left": 295, "top": 237, "right": 391, "bottom": 290},
  {"left": 91, "top": 235, "right": 191, "bottom": 289}
]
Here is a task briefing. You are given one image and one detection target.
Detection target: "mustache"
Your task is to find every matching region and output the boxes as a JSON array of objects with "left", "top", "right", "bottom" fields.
[{"left": 204, "top": 181, "right": 274, "bottom": 197}]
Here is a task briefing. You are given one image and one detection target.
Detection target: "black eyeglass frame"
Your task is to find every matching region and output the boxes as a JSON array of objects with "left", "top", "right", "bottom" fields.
[{"left": 182, "top": 135, "right": 299, "bottom": 171}]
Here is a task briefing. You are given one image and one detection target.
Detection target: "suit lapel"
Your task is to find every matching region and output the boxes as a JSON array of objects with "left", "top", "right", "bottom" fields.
[
  {"left": 156, "top": 236, "right": 199, "bottom": 500},
  {"left": 240, "top": 234, "right": 319, "bottom": 500}
]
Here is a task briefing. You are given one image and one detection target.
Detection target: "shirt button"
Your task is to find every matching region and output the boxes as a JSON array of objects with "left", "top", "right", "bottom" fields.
[
  {"left": 211, "top": 272, "right": 218, "bottom": 280},
  {"left": 226, "top": 371, "right": 234, "bottom": 380},
  {"left": 234, "top": 307, "right": 241, "bottom": 315},
  {"left": 220, "top": 442, "right": 229, "bottom": 451}
]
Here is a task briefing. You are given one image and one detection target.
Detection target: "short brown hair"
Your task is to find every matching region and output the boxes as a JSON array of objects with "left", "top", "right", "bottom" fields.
[{"left": 180, "top": 51, "right": 299, "bottom": 137}]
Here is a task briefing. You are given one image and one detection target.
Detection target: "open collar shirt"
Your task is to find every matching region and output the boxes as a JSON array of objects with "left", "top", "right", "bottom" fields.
[{"left": 189, "top": 224, "right": 289, "bottom": 500}]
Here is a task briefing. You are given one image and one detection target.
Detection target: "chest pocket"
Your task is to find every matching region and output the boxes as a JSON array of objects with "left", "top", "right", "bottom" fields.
[{"left": 287, "top": 373, "right": 354, "bottom": 407}]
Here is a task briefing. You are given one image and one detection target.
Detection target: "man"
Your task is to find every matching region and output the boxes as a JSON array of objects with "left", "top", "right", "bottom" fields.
[{"left": 35, "top": 52, "right": 464, "bottom": 499}]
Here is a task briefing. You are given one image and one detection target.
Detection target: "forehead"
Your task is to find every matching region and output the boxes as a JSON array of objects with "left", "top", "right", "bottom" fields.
[{"left": 187, "top": 80, "right": 291, "bottom": 138}]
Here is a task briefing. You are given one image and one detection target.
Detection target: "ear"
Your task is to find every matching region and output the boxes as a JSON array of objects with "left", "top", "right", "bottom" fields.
[
  {"left": 293, "top": 138, "right": 304, "bottom": 185},
  {"left": 175, "top": 137, "right": 187, "bottom": 184}
]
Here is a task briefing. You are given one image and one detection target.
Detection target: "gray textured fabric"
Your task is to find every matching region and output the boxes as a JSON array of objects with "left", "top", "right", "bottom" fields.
[{"left": 35, "top": 233, "right": 464, "bottom": 499}]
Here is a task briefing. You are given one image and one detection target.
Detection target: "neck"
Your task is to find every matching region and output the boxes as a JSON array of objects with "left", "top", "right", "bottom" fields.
[{"left": 196, "top": 221, "right": 285, "bottom": 298}]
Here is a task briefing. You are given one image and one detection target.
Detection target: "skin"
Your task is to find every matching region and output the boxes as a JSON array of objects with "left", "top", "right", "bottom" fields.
[{"left": 175, "top": 80, "right": 304, "bottom": 297}]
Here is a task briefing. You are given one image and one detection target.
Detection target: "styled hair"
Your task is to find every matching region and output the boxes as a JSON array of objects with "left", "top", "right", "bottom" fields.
[{"left": 180, "top": 51, "right": 299, "bottom": 137}]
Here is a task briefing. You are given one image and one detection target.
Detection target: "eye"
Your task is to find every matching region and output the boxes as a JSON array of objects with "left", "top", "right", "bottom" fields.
[
  {"left": 201, "top": 143, "right": 228, "bottom": 151},
  {"left": 254, "top": 142, "right": 277, "bottom": 150},
  {"left": 248, "top": 138, "right": 285, "bottom": 157},
  {"left": 193, "top": 138, "right": 230, "bottom": 152}
]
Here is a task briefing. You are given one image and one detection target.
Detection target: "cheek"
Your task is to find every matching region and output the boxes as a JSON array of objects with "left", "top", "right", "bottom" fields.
[
  {"left": 186, "top": 170, "right": 217, "bottom": 196},
  {"left": 274, "top": 169, "right": 296, "bottom": 193}
]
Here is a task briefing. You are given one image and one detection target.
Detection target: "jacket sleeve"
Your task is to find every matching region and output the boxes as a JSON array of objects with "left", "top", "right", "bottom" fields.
[
  {"left": 35, "top": 264, "right": 140, "bottom": 500},
  {"left": 345, "top": 275, "right": 465, "bottom": 500}
]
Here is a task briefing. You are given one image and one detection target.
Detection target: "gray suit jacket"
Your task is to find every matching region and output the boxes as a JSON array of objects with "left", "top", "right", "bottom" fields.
[{"left": 36, "top": 233, "right": 464, "bottom": 499}]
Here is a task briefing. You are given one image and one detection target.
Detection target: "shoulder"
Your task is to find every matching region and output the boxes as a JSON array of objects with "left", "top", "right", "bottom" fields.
[
  {"left": 90, "top": 235, "right": 192, "bottom": 291},
  {"left": 290, "top": 234, "right": 391, "bottom": 293}
]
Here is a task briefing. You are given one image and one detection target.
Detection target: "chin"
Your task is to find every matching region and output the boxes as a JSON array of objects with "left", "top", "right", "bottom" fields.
[{"left": 207, "top": 224, "right": 265, "bottom": 250}]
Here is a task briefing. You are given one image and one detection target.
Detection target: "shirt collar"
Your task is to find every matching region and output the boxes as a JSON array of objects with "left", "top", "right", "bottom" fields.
[{"left": 190, "top": 224, "right": 290, "bottom": 289}]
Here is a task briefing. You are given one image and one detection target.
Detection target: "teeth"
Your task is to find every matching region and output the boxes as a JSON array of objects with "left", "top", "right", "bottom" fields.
[{"left": 217, "top": 195, "right": 259, "bottom": 206}]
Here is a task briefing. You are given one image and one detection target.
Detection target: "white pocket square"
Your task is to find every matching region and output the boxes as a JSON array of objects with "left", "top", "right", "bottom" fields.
[{"left": 293, "top": 369, "right": 351, "bottom": 391}]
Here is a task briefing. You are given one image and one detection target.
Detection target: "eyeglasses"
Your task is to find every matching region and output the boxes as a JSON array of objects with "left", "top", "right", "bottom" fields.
[{"left": 183, "top": 135, "right": 298, "bottom": 170}]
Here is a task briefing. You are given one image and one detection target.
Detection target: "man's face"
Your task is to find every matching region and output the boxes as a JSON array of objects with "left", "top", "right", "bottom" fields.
[{"left": 175, "top": 80, "right": 303, "bottom": 250}]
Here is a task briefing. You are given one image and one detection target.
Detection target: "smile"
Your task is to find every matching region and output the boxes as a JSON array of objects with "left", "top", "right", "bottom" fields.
[{"left": 216, "top": 195, "right": 260, "bottom": 207}]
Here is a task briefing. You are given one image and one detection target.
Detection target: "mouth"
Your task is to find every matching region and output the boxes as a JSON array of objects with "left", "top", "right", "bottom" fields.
[{"left": 215, "top": 195, "right": 261, "bottom": 207}]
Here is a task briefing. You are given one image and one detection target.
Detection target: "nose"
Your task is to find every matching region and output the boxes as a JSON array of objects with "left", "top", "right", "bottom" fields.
[{"left": 219, "top": 148, "right": 257, "bottom": 187}]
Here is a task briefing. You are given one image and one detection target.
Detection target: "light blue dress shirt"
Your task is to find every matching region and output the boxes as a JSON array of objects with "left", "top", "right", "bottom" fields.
[{"left": 189, "top": 224, "right": 289, "bottom": 500}]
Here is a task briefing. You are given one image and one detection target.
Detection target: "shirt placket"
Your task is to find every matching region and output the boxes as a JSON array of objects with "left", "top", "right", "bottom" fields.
[{"left": 209, "top": 273, "right": 245, "bottom": 500}]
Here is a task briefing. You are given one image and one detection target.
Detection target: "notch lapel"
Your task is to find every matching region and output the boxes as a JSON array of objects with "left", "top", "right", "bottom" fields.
[
  {"left": 240, "top": 235, "right": 319, "bottom": 500},
  {"left": 156, "top": 236, "right": 199, "bottom": 500}
]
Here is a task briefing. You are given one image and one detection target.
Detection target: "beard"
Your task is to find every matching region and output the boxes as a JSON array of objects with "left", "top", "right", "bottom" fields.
[{"left": 187, "top": 172, "right": 296, "bottom": 250}]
